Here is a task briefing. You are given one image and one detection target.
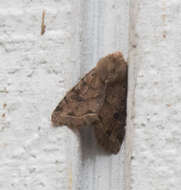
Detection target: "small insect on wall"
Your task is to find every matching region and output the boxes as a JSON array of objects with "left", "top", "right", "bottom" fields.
[{"left": 51, "top": 52, "right": 127, "bottom": 154}]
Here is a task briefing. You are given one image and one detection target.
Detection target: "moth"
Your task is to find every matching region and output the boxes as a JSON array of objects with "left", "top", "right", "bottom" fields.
[{"left": 51, "top": 52, "right": 127, "bottom": 154}]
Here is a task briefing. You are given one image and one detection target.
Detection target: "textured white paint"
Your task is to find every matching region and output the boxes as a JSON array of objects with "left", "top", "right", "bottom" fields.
[
  {"left": 126, "top": 0, "right": 181, "bottom": 190},
  {"left": 0, "top": 0, "right": 129, "bottom": 190},
  {"left": 2, "top": 0, "right": 181, "bottom": 190},
  {"left": 0, "top": 1, "right": 82, "bottom": 189}
]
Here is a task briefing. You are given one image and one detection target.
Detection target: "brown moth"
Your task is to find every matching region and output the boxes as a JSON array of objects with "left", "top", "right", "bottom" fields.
[{"left": 51, "top": 52, "right": 127, "bottom": 154}]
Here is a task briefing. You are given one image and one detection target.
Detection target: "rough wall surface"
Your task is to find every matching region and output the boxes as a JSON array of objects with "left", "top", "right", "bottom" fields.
[
  {"left": 2, "top": 0, "right": 179, "bottom": 190},
  {"left": 126, "top": 0, "right": 181, "bottom": 190},
  {"left": 0, "top": 0, "right": 128, "bottom": 190},
  {"left": 0, "top": 1, "right": 82, "bottom": 189}
]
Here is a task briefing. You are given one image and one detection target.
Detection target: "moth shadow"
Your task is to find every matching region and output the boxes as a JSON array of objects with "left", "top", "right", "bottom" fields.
[{"left": 79, "top": 126, "right": 110, "bottom": 162}]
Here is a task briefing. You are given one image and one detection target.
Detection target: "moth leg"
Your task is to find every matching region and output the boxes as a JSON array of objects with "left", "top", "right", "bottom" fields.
[
  {"left": 52, "top": 112, "right": 99, "bottom": 128},
  {"left": 94, "top": 123, "right": 121, "bottom": 154}
]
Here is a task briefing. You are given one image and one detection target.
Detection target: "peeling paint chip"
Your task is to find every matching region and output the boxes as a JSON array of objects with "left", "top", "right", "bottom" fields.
[{"left": 51, "top": 52, "right": 128, "bottom": 154}]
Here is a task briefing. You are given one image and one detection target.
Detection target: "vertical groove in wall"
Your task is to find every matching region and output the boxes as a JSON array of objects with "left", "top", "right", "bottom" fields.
[
  {"left": 124, "top": 1, "right": 137, "bottom": 189},
  {"left": 0, "top": 0, "right": 129, "bottom": 189},
  {"left": 79, "top": 0, "right": 129, "bottom": 190}
]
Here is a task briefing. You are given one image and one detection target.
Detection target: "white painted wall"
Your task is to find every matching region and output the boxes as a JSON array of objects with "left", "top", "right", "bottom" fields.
[
  {"left": 1, "top": 0, "right": 180, "bottom": 190},
  {"left": 126, "top": 0, "right": 181, "bottom": 190},
  {"left": 0, "top": 0, "right": 128, "bottom": 190},
  {"left": 0, "top": 0, "right": 82, "bottom": 189}
]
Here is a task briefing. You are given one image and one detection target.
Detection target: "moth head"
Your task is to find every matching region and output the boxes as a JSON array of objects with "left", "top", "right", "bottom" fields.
[{"left": 96, "top": 52, "right": 127, "bottom": 83}]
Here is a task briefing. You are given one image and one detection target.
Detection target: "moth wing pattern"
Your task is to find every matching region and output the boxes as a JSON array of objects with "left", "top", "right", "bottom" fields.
[
  {"left": 51, "top": 68, "right": 106, "bottom": 128},
  {"left": 51, "top": 52, "right": 127, "bottom": 154},
  {"left": 94, "top": 68, "right": 127, "bottom": 154}
]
